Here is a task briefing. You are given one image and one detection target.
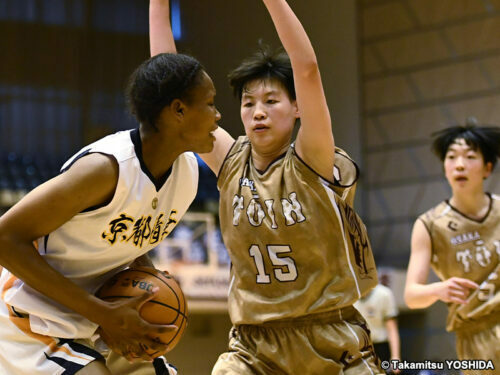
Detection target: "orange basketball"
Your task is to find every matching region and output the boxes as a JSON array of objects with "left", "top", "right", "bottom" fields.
[{"left": 96, "top": 266, "right": 188, "bottom": 357}]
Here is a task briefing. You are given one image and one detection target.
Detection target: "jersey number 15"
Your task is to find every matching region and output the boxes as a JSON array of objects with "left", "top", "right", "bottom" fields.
[{"left": 249, "top": 245, "right": 298, "bottom": 283}]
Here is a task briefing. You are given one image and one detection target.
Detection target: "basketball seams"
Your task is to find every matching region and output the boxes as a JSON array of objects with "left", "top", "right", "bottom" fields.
[
  {"left": 97, "top": 296, "right": 187, "bottom": 322},
  {"left": 131, "top": 269, "right": 183, "bottom": 312}
]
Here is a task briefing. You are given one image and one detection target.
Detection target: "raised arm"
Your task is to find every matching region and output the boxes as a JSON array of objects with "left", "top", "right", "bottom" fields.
[
  {"left": 149, "top": 0, "right": 234, "bottom": 175},
  {"left": 404, "top": 220, "right": 478, "bottom": 308},
  {"left": 262, "top": 0, "right": 334, "bottom": 181},
  {"left": 150, "top": 0, "right": 176, "bottom": 55}
]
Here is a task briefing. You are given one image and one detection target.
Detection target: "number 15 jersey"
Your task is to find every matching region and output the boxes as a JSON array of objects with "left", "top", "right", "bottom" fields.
[{"left": 217, "top": 137, "right": 377, "bottom": 325}]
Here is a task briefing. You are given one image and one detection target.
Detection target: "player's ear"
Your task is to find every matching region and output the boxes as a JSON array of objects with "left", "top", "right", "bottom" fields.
[
  {"left": 171, "top": 99, "right": 186, "bottom": 120},
  {"left": 483, "top": 161, "right": 493, "bottom": 179},
  {"left": 292, "top": 100, "right": 300, "bottom": 119}
]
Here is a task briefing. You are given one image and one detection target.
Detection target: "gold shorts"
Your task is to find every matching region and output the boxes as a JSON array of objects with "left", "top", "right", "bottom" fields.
[
  {"left": 455, "top": 315, "right": 500, "bottom": 375},
  {"left": 212, "top": 306, "right": 384, "bottom": 375}
]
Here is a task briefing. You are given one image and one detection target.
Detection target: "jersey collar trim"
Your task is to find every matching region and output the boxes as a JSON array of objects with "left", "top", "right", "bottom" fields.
[
  {"left": 445, "top": 192, "right": 493, "bottom": 223},
  {"left": 130, "top": 128, "right": 172, "bottom": 191}
]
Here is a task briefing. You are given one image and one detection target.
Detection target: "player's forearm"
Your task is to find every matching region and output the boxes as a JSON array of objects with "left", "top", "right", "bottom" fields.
[
  {"left": 150, "top": 0, "right": 176, "bottom": 56},
  {"left": 262, "top": 0, "right": 318, "bottom": 72},
  {"left": 386, "top": 319, "right": 401, "bottom": 360},
  {"left": 0, "top": 236, "right": 110, "bottom": 326},
  {"left": 404, "top": 282, "right": 439, "bottom": 309}
]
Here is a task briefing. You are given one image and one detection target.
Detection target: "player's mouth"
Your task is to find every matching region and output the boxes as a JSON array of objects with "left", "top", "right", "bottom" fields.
[{"left": 253, "top": 124, "right": 270, "bottom": 133}]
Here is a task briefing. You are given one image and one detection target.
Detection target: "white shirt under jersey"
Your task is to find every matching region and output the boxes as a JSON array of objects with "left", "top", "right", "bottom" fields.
[{"left": 0, "top": 129, "right": 198, "bottom": 339}]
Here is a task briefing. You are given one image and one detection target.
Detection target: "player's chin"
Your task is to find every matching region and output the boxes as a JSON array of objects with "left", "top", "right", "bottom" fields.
[{"left": 198, "top": 138, "right": 216, "bottom": 154}]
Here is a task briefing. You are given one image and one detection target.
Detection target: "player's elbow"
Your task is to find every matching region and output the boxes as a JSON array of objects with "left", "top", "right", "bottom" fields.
[
  {"left": 404, "top": 287, "right": 419, "bottom": 309},
  {"left": 0, "top": 230, "right": 27, "bottom": 267},
  {"left": 297, "top": 59, "right": 320, "bottom": 80}
]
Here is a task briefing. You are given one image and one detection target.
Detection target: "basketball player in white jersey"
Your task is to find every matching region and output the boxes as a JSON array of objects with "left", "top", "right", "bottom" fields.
[
  {"left": 405, "top": 124, "right": 500, "bottom": 373},
  {"left": 0, "top": 1, "right": 222, "bottom": 373},
  {"left": 151, "top": 1, "right": 383, "bottom": 373}
]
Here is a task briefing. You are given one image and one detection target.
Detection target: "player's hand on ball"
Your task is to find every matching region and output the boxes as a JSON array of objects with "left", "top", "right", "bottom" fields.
[
  {"left": 434, "top": 277, "right": 478, "bottom": 304},
  {"left": 97, "top": 288, "right": 177, "bottom": 362}
]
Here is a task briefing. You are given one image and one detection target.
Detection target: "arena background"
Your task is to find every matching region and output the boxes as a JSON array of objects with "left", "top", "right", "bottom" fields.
[{"left": 1, "top": 0, "right": 500, "bottom": 374}]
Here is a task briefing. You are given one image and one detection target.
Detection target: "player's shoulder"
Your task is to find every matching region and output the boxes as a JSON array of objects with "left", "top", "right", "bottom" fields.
[
  {"left": 489, "top": 193, "right": 500, "bottom": 214},
  {"left": 61, "top": 130, "right": 133, "bottom": 173},
  {"left": 229, "top": 136, "right": 251, "bottom": 156},
  {"left": 174, "top": 152, "right": 199, "bottom": 178},
  {"left": 332, "top": 147, "right": 359, "bottom": 188},
  {"left": 89, "top": 130, "right": 135, "bottom": 161},
  {"left": 218, "top": 136, "right": 251, "bottom": 176},
  {"left": 418, "top": 200, "right": 450, "bottom": 224},
  {"left": 290, "top": 145, "right": 358, "bottom": 187},
  {"left": 178, "top": 151, "right": 198, "bottom": 165}
]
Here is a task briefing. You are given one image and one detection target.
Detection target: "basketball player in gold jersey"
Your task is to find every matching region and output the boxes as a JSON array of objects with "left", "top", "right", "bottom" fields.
[
  {"left": 405, "top": 124, "right": 500, "bottom": 372},
  {"left": 151, "top": 0, "right": 382, "bottom": 374}
]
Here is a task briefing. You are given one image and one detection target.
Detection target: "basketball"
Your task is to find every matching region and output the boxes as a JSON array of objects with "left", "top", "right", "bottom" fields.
[{"left": 96, "top": 266, "right": 188, "bottom": 357}]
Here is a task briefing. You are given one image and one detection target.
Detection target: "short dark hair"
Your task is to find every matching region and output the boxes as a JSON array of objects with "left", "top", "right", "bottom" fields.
[
  {"left": 126, "top": 53, "right": 204, "bottom": 130},
  {"left": 228, "top": 44, "right": 295, "bottom": 102},
  {"left": 431, "top": 119, "right": 500, "bottom": 169}
]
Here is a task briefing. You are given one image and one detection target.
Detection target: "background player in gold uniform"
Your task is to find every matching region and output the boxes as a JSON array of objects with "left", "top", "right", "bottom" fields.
[
  {"left": 405, "top": 124, "right": 500, "bottom": 372},
  {"left": 151, "top": 1, "right": 383, "bottom": 374}
]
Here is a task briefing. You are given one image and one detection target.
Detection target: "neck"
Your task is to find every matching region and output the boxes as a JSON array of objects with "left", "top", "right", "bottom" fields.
[
  {"left": 250, "top": 135, "right": 292, "bottom": 172},
  {"left": 449, "top": 190, "right": 490, "bottom": 219},
  {"left": 139, "top": 127, "right": 183, "bottom": 179},
  {"left": 251, "top": 143, "right": 289, "bottom": 172}
]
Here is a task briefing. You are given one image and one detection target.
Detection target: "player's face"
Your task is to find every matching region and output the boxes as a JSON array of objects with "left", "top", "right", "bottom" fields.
[
  {"left": 240, "top": 79, "right": 299, "bottom": 155},
  {"left": 181, "top": 71, "right": 221, "bottom": 153},
  {"left": 444, "top": 138, "right": 492, "bottom": 192}
]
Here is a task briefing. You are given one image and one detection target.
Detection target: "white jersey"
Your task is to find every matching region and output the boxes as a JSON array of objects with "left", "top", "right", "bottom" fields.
[{"left": 0, "top": 129, "right": 198, "bottom": 338}]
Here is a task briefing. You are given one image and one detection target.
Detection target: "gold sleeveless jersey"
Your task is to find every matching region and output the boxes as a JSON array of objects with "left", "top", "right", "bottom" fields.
[
  {"left": 217, "top": 137, "right": 377, "bottom": 325},
  {"left": 419, "top": 194, "right": 500, "bottom": 331}
]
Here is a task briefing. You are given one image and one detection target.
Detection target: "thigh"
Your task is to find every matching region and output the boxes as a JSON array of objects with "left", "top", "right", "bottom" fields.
[
  {"left": 212, "top": 352, "right": 260, "bottom": 375},
  {"left": 0, "top": 302, "right": 103, "bottom": 375},
  {"left": 340, "top": 314, "right": 384, "bottom": 375},
  {"left": 456, "top": 322, "right": 500, "bottom": 374},
  {"left": 308, "top": 315, "right": 383, "bottom": 375},
  {"left": 212, "top": 327, "right": 279, "bottom": 375}
]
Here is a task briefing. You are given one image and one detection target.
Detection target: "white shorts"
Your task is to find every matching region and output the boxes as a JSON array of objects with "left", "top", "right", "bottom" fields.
[{"left": 0, "top": 298, "right": 177, "bottom": 375}]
